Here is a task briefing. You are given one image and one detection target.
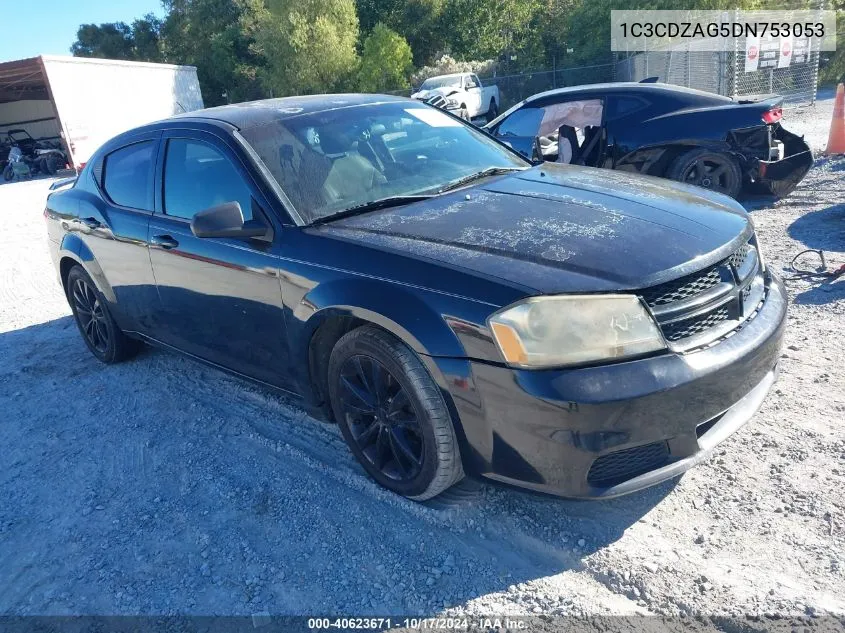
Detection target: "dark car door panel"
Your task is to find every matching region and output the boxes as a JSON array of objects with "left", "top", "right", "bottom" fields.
[
  {"left": 147, "top": 129, "right": 293, "bottom": 389},
  {"left": 72, "top": 132, "right": 161, "bottom": 332}
]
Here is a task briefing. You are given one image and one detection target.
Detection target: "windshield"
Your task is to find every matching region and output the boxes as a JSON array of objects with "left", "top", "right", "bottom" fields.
[
  {"left": 239, "top": 101, "right": 527, "bottom": 223},
  {"left": 419, "top": 76, "right": 463, "bottom": 91}
]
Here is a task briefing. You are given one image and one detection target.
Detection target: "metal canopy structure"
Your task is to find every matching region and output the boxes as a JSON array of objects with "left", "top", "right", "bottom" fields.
[{"left": 0, "top": 57, "right": 51, "bottom": 104}]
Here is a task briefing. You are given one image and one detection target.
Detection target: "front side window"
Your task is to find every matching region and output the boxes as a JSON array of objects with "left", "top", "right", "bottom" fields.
[
  {"left": 102, "top": 141, "right": 155, "bottom": 210},
  {"left": 239, "top": 101, "right": 527, "bottom": 223},
  {"left": 496, "top": 107, "right": 546, "bottom": 138},
  {"left": 163, "top": 139, "right": 253, "bottom": 221}
]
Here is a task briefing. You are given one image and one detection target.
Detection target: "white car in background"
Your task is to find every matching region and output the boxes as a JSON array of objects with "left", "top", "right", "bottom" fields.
[{"left": 411, "top": 73, "right": 500, "bottom": 122}]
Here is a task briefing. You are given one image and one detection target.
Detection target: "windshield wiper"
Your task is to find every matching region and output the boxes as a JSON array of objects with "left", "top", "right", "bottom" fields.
[
  {"left": 436, "top": 167, "right": 525, "bottom": 194},
  {"left": 310, "top": 195, "right": 433, "bottom": 225}
]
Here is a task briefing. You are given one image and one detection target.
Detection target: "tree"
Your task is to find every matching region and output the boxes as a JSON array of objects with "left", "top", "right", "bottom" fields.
[
  {"left": 71, "top": 23, "right": 135, "bottom": 59},
  {"left": 439, "top": 0, "right": 545, "bottom": 70},
  {"left": 160, "top": 0, "right": 266, "bottom": 105},
  {"left": 358, "top": 24, "right": 414, "bottom": 92},
  {"left": 131, "top": 14, "right": 164, "bottom": 62},
  {"left": 255, "top": 0, "right": 361, "bottom": 96}
]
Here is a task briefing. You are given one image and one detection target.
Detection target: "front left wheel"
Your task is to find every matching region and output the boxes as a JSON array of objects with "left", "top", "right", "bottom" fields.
[
  {"left": 66, "top": 265, "right": 141, "bottom": 363},
  {"left": 328, "top": 326, "right": 464, "bottom": 500}
]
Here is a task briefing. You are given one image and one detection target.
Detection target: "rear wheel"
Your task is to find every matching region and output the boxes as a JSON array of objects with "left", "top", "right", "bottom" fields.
[
  {"left": 328, "top": 326, "right": 464, "bottom": 500},
  {"left": 66, "top": 265, "right": 141, "bottom": 363},
  {"left": 667, "top": 149, "right": 742, "bottom": 198},
  {"left": 2, "top": 165, "right": 12, "bottom": 181}
]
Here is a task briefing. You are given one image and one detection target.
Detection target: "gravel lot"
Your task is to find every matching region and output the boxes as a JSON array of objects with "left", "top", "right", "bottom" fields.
[{"left": 0, "top": 92, "right": 843, "bottom": 623}]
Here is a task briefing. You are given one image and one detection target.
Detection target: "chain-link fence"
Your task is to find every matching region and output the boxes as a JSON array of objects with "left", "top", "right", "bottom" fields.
[
  {"left": 612, "top": 29, "right": 821, "bottom": 106},
  {"left": 391, "top": 63, "right": 617, "bottom": 111}
]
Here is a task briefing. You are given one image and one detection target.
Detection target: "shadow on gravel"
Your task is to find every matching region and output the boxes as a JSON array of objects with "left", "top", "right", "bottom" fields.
[
  {"left": 788, "top": 202, "right": 845, "bottom": 251},
  {"left": 786, "top": 202, "right": 845, "bottom": 306},
  {"left": 1, "top": 314, "right": 674, "bottom": 615}
]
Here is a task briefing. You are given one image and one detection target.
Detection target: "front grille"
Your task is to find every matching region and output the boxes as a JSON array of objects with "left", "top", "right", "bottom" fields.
[
  {"left": 661, "top": 306, "right": 731, "bottom": 342},
  {"left": 729, "top": 243, "right": 751, "bottom": 270},
  {"left": 587, "top": 441, "right": 670, "bottom": 488},
  {"left": 424, "top": 95, "right": 447, "bottom": 109},
  {"left": 640, "top": 267, "right": 722, "bottom": 306},
  {"left": 640, "top": 240, "right": 762, "bottom": 349}
]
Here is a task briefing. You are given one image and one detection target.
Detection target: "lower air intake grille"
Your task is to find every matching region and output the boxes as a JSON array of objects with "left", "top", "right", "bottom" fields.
[{"left": 587, "top": 441, "right": 670, "bottom": 488}]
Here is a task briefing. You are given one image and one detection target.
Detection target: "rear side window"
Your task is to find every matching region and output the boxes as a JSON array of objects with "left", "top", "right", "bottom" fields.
[
  {"left": 607, "top": 96, "right": 648, "bottom": 120},
  {"left": 102, "top": 141, "right": 155, "bottom": 210},
  {"left": 163, "top": 139, "right": 253, "bottom": 221}
]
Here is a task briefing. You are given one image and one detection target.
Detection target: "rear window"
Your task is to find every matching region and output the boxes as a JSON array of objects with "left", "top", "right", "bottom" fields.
[{"left": 102, "top": 141, "right": 155, "bottom": 211}]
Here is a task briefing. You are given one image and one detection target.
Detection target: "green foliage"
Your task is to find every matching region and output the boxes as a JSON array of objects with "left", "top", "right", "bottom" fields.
[
  {"left": 358, "top": 24, "right": 414, "bottom": 92},
  {"left": 71, "top": 20, "right": 153, "bottom": 61},
  {"left": 70, "top": 0, "right": 839, "bottom": 103},
  {"left": 256, "top": 0, "right": 361, "bottom": 96},
  {"left": 160, "top": 0, "right": 266, "bottom": 105}
]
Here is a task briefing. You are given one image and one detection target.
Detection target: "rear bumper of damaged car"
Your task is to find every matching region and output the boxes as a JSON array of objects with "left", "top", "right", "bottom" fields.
[
  {"left": 751, "top": 126, "right": 813, "bottom": 198},
  {"left": 438, "top": 272, "right": 787, "bottom": 499}
]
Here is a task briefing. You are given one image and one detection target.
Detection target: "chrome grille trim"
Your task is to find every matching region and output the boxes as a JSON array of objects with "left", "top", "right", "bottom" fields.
[{"left": 640, "top": 239, "right": 764, "bottom": 351}]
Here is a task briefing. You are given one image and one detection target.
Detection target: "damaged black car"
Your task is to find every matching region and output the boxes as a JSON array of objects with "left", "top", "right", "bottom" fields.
[
  {"left": 485, "top": 82, "right": 813, "bottom": 199},
  {"left": 46, "top": 95, "right": 786, "bottom": 501}
]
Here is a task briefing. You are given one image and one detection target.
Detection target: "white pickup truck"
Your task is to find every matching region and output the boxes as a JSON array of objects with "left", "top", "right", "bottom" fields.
[{"left": 411, "top": 73, "right": 500, "bottom": 122}]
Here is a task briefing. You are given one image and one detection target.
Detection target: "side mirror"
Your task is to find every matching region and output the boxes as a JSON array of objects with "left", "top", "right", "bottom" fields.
[{"left": 190, "top": 201, "right": 271, "bottom": 240}]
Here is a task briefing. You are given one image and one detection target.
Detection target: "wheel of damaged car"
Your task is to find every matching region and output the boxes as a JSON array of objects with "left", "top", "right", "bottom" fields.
[
  {"left": 668, "top": 149, "right": 742, "bottom": 199},
  {"left": 328, "top": 326, "right": 464, "bottom": 500}
]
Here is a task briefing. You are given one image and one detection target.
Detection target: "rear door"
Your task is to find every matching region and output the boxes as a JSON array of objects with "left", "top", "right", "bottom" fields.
[
  {"left": 146, "top": 127, "right": 293, "bottom": 389},
  {"left": 75, "top": 131, "right": 161, "bottom": 332}
]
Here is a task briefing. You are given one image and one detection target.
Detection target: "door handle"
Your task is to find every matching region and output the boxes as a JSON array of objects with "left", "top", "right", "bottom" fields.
[
  {"left": 151, "top": 234, "right": 179, "bottom": 250},
  {"left": 79, "top": 217, "right": 101, "bottom": 229}
]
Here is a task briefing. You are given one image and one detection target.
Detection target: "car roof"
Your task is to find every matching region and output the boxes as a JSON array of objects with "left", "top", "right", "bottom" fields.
[
  {"left": 170, "top": 93, "right": 414, "bottom": 130},
  {"left": 520, "top": 82, "right": 732, "bottom": 103},
  {"left": 486, "top": 81, "right": 732, "bottom": 129}
]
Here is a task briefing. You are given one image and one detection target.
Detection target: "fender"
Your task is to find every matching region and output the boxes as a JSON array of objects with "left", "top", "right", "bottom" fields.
[
  {"left": 291, "top": 276, "right": 470, "bottom": 365},
  {"left": 58, "top": 233, "right": 117, "bottom": 304}
]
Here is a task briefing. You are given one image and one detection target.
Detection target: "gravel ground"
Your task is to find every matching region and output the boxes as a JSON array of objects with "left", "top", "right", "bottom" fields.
[{"left": 0, "top": 92, "right": 843, "bottom": 623}]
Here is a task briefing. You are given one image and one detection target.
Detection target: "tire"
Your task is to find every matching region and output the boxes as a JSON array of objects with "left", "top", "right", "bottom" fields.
[
  {"left": 486, "top": 99, "right": 499, "bottom": 123},
  {"left": 328, "top": 326, "right": 464, "bottom": 500},
  {"left": 66, "top": 265, "right": 141, "bottom": 364},
  {"left": 2, "top": 165, "right": 12, "bottom": 181},
  {"left": 666, "top": 149, "right": 743, "bottom": 199},
  {"left": 459, "top": 105, "right": 470, "bottom": 121}
]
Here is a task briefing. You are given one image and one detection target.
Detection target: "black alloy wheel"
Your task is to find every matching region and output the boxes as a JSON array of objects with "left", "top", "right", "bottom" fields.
[
  {"left": 328, "top": 326, "right": 464, "bottom": 500},
  {"left": 337, "top": 354, "right": 424, "bottom": 482},
  {"left": 71, "top": 276, "right": 110, "bottom": 354},
  {"left": 66, "top": 265, "right": 141, "bottom": 363},
  {"left": 669, "top": 149, "right": 742, "bottom": 198}
]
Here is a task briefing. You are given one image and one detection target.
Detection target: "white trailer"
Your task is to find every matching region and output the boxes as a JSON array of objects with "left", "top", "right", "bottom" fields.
[{"left": 0, "top": 55, "right": 203, "bottom": 170}]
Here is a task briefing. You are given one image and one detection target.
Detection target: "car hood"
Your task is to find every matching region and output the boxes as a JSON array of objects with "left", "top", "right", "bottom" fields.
[{"left": 315, "top": 164, "right": 752, "bottom": 295}]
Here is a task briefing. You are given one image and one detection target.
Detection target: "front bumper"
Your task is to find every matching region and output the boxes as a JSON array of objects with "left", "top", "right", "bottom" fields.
[{"left": 440, "top": 272, "right": 787, "bottom": 498}]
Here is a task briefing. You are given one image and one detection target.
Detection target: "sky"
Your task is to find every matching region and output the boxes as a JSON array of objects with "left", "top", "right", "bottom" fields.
[{"left": 0, "top": 0, "right": 163, "bottom": 63}]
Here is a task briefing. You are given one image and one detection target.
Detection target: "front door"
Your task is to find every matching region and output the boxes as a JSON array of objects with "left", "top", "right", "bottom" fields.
[
  {"left": 494, "top": 97, "right": 607, "bottom": 167},
  {"left": 146, "top": 129, "right": 293, "bottom": 389}
]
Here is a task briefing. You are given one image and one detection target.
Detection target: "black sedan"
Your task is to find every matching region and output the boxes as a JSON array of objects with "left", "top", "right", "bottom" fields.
[
  {"left": 45, "top": 94, "right": 786, "bottom": 500},
  {"left": 484, "top": 82, "right": 812, "bottom": 199}
]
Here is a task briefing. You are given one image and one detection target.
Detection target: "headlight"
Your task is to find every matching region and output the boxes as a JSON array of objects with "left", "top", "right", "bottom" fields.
[
  {"left": 488, "top": 295, "right": 666, "bottom": 368},
  {"left": 446, "top": 97, "right": 459, "bottom": 108}
]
